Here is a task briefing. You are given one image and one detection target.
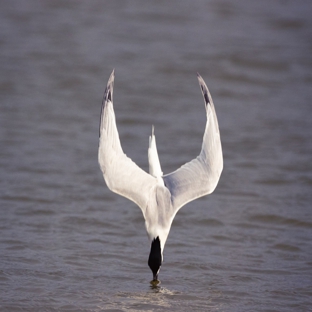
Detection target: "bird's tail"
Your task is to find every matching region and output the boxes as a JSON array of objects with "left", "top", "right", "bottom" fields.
[{"left": 148, "top": 126, "right": 163, "bottom": 178}]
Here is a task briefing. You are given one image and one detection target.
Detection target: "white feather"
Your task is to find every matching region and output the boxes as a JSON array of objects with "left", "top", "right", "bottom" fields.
[
  {"left": 148, "top": 125, "right": 163, "bottom": 180},
  {"left": 98, "top": 70, "right": 223, "bottom": 254}
]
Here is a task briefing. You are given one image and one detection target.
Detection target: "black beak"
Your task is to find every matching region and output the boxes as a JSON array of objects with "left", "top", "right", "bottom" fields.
[{"left": 148, "top": 237, "right": 162, "bottom": 281}]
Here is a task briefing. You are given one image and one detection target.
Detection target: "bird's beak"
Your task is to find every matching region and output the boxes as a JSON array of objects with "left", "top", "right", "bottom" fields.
[{"left": 153, "top": 273, "right": 158, "bottom": 281}]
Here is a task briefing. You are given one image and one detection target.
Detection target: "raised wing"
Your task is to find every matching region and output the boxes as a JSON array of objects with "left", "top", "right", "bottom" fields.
[
  {"left": 98, "top": 70, "right": 157, "bottom": 213},
  {"left": 163, "top": 73, "right": 223, "bottom": 212}
]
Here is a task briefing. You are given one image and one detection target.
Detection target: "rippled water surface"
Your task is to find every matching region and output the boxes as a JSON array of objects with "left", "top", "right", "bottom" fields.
[{"left": 1, "top": 1, "right": 312, "bottom": 311}]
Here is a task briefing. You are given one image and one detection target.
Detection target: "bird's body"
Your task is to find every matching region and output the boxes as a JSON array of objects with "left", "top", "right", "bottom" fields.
[{"left": 98, "top": 70, "right": 223, "bottom": 281}]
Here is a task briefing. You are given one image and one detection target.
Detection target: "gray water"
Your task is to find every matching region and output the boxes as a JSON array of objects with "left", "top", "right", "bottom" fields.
[{"left": 1, "top": 1, "right": 312, "bottom": 311}]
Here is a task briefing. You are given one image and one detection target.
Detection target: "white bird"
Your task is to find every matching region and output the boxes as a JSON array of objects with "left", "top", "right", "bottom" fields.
[{"left": 98, "top": 70, "right": 223, "bottom": 281}]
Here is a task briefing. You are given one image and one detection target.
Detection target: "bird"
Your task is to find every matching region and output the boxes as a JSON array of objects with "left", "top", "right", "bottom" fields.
[{"left": 98, "top": 70, "right": 223, "bottom": 282}]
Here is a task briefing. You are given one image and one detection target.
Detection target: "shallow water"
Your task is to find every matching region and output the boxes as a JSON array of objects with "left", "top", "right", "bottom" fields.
[{"left": 1, "top": 0, "right": 312, "bottom": 311}]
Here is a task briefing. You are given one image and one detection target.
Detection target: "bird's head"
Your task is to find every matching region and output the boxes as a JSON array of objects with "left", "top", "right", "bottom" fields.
[{"left": 148, "top": 236, "right": 162, "bottom": 281}]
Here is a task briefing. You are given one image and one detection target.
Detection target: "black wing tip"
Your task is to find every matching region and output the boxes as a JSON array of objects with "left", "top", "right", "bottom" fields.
[
  {"left": 99, "top": 69, "right": 115, "bottom": 137},
  {"left": 107, "top": 69, "right": 115, "bottom": 89},
  {"left": 203, "top": 91, "right": 210, "bottom": 105},
  {"left": 104, "top": 69, "right": 115, "bottom": 102},
  {"left": 110, "top": 68, "right": 115, "bottom": 79},
  {"left": 197, "top": 73, "right": 210, "bottom": 106}
]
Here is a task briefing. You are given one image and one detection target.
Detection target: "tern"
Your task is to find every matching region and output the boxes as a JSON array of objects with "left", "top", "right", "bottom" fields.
[{"left": 98, "top": 70, "right": 223, "bottom": 282}]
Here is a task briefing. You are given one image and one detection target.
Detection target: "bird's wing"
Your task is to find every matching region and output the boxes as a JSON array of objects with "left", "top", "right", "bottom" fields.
[
  {"left": 148, "top": 126, "right": 163, "bottom": 178},
  {"left": 98, "top": 70, "right": 157, "bottom": 213},
  {"left": 163, "top": 73, "right": 223, "bottom": 213}
]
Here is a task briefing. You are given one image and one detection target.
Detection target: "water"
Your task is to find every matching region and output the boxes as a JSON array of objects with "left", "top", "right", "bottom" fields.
[{"left": 1, "top": 0, "right": 312, "bottom": 311}]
